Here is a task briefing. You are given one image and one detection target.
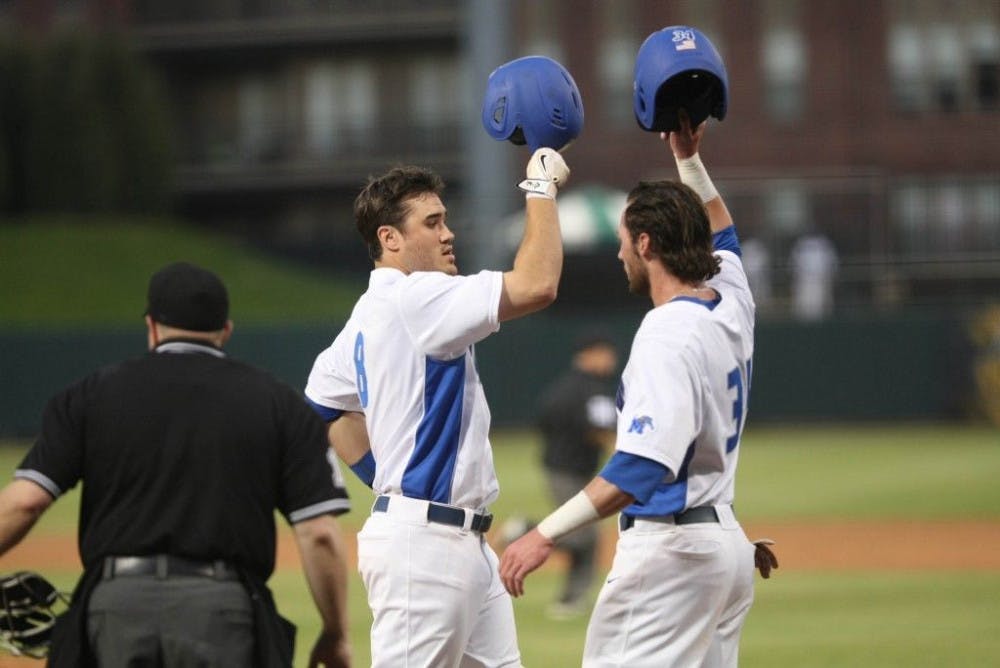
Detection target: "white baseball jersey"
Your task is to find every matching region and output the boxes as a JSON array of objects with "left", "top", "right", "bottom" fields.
[
  {"left": 614, "top": 245, "right": 754, "bottom": 516},
  {"left": 584, "top": 228, "right": 757, "bottom": 668},
  {"left": 305, "top": 267, "right": 504, "bottom": 510}
]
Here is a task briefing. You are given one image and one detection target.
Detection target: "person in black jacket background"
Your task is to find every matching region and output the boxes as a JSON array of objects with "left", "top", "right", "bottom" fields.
[{"left": 535, "top": 331, "right": 618, "bottom": 619}]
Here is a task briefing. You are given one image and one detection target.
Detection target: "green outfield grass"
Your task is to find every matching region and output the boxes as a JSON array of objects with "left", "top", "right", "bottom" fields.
[
  {"left": 2, "top": 423, "right": 999, "bottom": 666},
  {"left": 0, "top": 217, "right": 361, "bottom": 326}
]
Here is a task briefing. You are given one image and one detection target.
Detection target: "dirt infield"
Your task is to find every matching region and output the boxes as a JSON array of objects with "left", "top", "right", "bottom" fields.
[
  {"left": 5, "top": 520, "right": 1000, "bottom": 573},
  {"left": 1, "top": 521, "right": 998, "bottom": 666}
]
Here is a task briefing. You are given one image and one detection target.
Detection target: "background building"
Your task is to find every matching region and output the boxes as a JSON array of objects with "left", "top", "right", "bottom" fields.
[
  {"left": 2, "top": 0, "right": 999, "bottom": 429},
  {"left": 5, "top": 0, "right": 996, "bottom": 312}
]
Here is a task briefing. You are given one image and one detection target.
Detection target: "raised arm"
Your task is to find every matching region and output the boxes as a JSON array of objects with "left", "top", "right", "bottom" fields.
[
  {"left": 666, "top": 113, "right": 734, "bottom": 234},
  {"left": 499, "top": 148, "right": 570, "bottom": 322}
]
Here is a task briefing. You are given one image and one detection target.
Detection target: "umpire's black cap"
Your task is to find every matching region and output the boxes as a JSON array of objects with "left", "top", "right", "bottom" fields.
[{"left": 145, "top": 262, "right": 229, "bottom": 331}]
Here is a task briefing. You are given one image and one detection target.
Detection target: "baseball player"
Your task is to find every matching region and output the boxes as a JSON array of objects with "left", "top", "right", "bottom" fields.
[
  {"left": 305, "top": 147, "right": 570, "bottom": 667},
  {"left": 499, "top": 114, "right": 774, "bottom": 667},
  {"left": 305, "top": 55, "right": 583, "bottom": 668}
]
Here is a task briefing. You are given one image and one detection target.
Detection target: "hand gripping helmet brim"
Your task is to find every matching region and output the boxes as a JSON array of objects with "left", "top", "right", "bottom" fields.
[
  {"left": 482, "top": 55, "right": 584, "bottom": 152},
  {"left": 634, "top": 26, "right": 729, "bottom": 132}
]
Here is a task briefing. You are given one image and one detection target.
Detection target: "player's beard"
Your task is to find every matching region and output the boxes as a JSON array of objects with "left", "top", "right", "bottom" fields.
[{"left": 623, "top": 256, "right": 650, "bottom": 297}]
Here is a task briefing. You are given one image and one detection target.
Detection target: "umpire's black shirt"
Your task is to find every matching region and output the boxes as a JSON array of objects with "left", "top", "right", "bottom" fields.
[{"left": 16, "top": 339, "right": 350, "bottom": 581}]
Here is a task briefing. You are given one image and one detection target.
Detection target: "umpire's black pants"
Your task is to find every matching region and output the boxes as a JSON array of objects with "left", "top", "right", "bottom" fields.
[{"left": 87, "top": 575, "right": 254, "bottom": 667}]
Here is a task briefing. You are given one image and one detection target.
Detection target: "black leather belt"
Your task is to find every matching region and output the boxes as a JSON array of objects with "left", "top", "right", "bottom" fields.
[
  {"left": 373, "top": 495, "right": 493, "bottom": 533},
  {"left": 101, "top": 555, "right": 239, "bottom": 581},
  {"left": 619, "top": 506, "right": 720, "bottom": 531}
]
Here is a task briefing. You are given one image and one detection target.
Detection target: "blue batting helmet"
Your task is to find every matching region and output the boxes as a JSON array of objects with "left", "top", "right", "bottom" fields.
[
  {"left": 633, "top": 26, "right": 729, "bottom": 132},
  {"left": 482, "top": 56, "right": 584, "bottom": 152}
]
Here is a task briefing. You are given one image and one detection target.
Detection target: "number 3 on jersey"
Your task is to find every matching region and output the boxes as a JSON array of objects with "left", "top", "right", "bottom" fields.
[
  {"left": 354, "top": 332, "right": 369, "bottom": 408},
  {"left": 725, "top": 359, "right": 751, "bottom": 452}
]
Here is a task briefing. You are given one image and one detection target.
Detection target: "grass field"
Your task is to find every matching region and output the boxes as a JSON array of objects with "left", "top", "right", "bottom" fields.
[
  {"left": 2, "top": 424, "right": 999, "bottom": 666},
  {"left": 0, "top": 218, "right": 362, "bottom": 326}
]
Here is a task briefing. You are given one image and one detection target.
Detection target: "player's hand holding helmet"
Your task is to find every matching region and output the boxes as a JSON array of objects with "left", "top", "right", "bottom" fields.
[
  {"left": 518, "top": 147, "right": 570, "bottom": 199},
  {"left": 482, "top": 55, "right": 584, "bottom": 153}
]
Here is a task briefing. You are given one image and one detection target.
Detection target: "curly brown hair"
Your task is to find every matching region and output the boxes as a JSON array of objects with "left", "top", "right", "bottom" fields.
[
  {"left": 623, "top": 180, "right": 720, "bottom": 283},
  {"left": 354, "top": 165, "right": 445, "bottom": 262}
]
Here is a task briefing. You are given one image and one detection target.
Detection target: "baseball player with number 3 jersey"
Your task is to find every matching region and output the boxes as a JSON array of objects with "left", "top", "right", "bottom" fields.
[
  {"left": 500, "top": 115, "right": 776, "bottom": 667},
  {"left": 305, "top": 147, "right": 570, "bottom": 667}
]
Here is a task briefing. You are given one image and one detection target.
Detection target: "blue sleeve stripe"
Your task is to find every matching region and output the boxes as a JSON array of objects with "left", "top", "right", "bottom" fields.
[
  {"left": 598, "top": 451, "right": 670, "bottom": 504},
  {"left": 349, "top": 450, "right": 376, "bottom": 488},
  {"left": 712, "top": 226, "right": 741, "bottom": 257},
  {"left": 306, "top": 396, "right": 344, "bottom": 423}
]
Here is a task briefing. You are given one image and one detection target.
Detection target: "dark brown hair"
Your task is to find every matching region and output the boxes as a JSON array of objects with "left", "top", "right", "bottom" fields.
[
  {"left": 353, "top": 165, "right": 445, "bottom": 262},
  {"left": 623, "top": 180, "right": 720, "bottom": 282}
]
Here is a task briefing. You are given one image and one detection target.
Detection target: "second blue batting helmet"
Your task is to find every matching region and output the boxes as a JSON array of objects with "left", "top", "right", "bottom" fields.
[
  {"left": 482, "top": 56, "right": 584, "bottom": 152},
  {"left": 633, "top": 26, "right": 729, "bottom": 132}
]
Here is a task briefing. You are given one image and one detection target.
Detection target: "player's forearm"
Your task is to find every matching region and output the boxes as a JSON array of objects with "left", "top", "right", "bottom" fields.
[
  {"left": 675, "top": 153, "right": 734, "bottom": 234},
  {"left": 294, "top": 515, "right": 350, "bottom": 639},
  {"left": 500, "top": 196, "right": 563, "bottom": 321},
  {"left": 535, "top": 477, "right": 633, "bottom": 542},
  {"left": 0, "top": 480, "right": 53, "bottom": 556},
  {"left": 327, "top": 412, "right": 371, "bottom": 467}
]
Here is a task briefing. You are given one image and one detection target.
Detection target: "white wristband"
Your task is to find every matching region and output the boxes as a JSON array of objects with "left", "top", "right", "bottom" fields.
[
  {"left": 518, "top": 178, "right": 557, "bottom": 200},
  {"left": 675, "top": 153, "right": 719, "bottom": 204},
  {"left": 536, "top": 491, "right": 600, "bottom": 542}
]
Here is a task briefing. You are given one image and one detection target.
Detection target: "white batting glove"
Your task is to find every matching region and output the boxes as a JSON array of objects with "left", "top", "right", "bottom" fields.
[{"left": 518, "top": 148, "right": 570, "bottom": 200}]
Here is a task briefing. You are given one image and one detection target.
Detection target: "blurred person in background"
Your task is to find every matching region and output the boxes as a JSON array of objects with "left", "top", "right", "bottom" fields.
[
  {"left": 535, "top": 330, "right": 618, "bottom": 619},
  {"left": 0, "top": 262, "right": 353, "bottom": 668},
  {"left": 789, "top": 228, "right": 839, "bottom": 321},
  {"left": 740, "top": 236, "right": 773, "bottom": 313}
]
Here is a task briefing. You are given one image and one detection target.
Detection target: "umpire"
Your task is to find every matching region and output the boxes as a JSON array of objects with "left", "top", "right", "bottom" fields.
[
  {"left": 536, "top": 331, "right": 618, "bottom": 618},
  {"left": 0, "top": 262, "right": 352, "bottom": 667}
]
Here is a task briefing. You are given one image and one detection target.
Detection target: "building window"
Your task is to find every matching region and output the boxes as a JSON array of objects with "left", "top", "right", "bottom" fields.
[
  {"left": 888, "top": 0, "right": 1000, "bottom": 113},
  {"left": 894, "top": 183, "right": 929, "bottom": 253},
  {"left": 762, "top": 0, "right": 806, "bottom": 122},
  {"left": 970, "top": 19, "right": 1000, "bottom": 109},
  {"left": 765, "top": 181, "right": 809, "bottom": 237},
  {"left": 303, "top": 59, "right": 376, "bottom": 159},
  {"left": 410, "top": 56, "right": 460, "bottom": 125},
  {"left": 973, "top": 181, "right": 1000, "bottom": 247},
  {"left": 520, "top": 0, "right": 564, "bottom": 64},
  {"left": 238, "top": 73, "right": 285, "bottom": 164},
  {"left": 303, "top": 62, "right": 339, "bottom": 159},
  {"left": 597, "top": 0, "right": 639, "bottom": 128},
  {"left": 892, "top": 177, "right": 1000, "bottom": 254}
]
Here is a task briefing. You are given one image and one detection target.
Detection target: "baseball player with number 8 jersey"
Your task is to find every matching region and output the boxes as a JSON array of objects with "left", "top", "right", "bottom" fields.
[{"left": 304, "top": 55, "right": 584, "bottom": 665}]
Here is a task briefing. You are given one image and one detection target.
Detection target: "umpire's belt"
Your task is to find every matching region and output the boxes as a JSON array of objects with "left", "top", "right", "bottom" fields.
[
  {"left": 619, "top": 505, "right": 721, "bottom": 531},
  {"left": 373, "top": 494, "right": 493, "bottom": 533},
  {"left": 101, "top": 555, "right": 239, "bottom": 581}
]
